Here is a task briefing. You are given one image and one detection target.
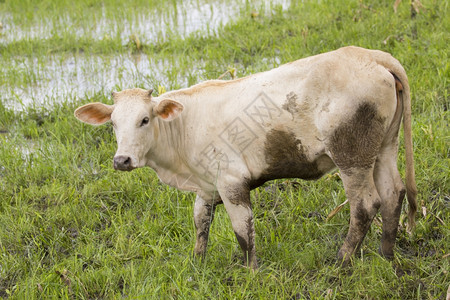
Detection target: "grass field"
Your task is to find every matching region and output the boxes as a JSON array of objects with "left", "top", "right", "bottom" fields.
[{"left": 0, "top": 0, "right": 449, "bottom": 298}]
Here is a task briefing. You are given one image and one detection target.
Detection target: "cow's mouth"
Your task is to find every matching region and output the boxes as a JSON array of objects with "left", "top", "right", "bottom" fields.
[{"left": 113, "top": 155, "right": 136, "bottom": 171}]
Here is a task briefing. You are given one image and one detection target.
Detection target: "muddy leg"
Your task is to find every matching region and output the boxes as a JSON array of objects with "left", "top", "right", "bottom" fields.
[
  {"left": 374, "top": 147, "right": 406, "bottom": 258},
  {"left": 219, "top": 184, "right": 257, "bottom": 269},
  {"left": 338, "top": 169, "right": 382, "bottom": 265},
  {"left": 326, "top": 102, "right": 388, "bottom": 264},
  {"left": 193, "top": 195, "right": 217, "bottom": 258}
]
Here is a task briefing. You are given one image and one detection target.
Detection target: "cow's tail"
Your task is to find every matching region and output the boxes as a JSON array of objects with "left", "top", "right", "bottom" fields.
[{"left": 383, "top": 57, "right": 417, "bottom": 233}]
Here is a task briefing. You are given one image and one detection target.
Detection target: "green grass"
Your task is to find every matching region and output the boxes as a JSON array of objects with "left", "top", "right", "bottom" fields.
[{"left": 1, "top": 0, "right": 449, "bottom": 299}]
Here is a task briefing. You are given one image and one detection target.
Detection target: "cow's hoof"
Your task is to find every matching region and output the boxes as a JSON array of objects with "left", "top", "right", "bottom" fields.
[
  {"left": 336, "top": 252, "right": 353, "bottom": 268},
  {"left": 378, "top": 247, "right": 395, "bottom": 260}
]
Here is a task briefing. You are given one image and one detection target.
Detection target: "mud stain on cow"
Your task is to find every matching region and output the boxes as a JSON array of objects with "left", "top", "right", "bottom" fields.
[
  {"left": 338, "top": 199, "right": 375, "bottom": 260},
  {"left": 261, "top": 129, "right": 324, "bottom": 181},
  {"left": 321, "top": 98, "right": 331, "bottom": 112},
  {"left": 194, "top": 202, "right": 215, "bottom": 256},
  {"left": 234, "top": 217, "right": 254, "bottom": 250},
  {"left": 282, "top": 92, "right": 300, "bottom": 115},
  {"left": 226, "top": 184, "right": 251, "bottom": 208},
  {"left": 380, "top": 187, "right": 405, "bottom": 258},
  {"left": 328, "top": 102, "right": 385, "bottom": 175},
  {"left": 355, "top": 200, "right": 371, "bottom": 227},
  {"left": 282, "top": 93, "right": 322, "bottom": 127},
  {"left": 349, "top": 200, "right": 375, "bottom": 253},
  {"left": 234, "top": 216, "right": 255, "bottom": 264}
]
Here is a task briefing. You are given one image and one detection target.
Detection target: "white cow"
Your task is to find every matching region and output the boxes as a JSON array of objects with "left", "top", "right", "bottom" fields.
[{"left": 75, "top": 46, "right": 417, "bottom": 268}]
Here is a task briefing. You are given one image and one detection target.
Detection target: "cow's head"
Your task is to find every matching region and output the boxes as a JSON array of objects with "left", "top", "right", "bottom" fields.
[{"left": 74, "top": 88, "right": 183, "bottom": 171}]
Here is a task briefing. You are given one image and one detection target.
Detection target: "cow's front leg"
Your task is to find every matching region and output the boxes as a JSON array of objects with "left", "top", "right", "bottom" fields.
[
  {"left": 193, "top": 195, "right": 217, "bottom": 258},
  {"left": 219, "top": 184, "right": 257, "bottom": 269}
]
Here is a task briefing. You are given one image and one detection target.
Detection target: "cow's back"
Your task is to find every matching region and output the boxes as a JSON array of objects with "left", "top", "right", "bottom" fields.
[{"left": 166, "top": 46, "right": 400, "bottom": 188}]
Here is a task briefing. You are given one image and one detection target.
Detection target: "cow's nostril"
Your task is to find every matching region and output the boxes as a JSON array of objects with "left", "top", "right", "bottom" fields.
[{"left": 114, "top": 155, "right": 133, "bottom": 171}]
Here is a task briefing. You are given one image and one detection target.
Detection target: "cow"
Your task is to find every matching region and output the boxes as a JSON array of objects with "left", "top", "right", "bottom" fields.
[{"left": 74, "top": 46, "right": 417, "bottom": 268}]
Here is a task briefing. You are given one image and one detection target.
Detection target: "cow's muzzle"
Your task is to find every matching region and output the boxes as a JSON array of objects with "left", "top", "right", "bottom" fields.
[{"left": 113, "top": 155, "right": 135, "bottom": 171}]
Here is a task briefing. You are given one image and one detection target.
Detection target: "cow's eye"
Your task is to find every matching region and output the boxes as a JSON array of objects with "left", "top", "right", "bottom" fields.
[{"left": 140, "top": 117, "right": 149, "bottom": 127}]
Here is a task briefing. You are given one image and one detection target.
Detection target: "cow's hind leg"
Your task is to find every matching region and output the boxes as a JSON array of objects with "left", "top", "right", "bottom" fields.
[
  {"left": 337, "top": 169, "right": 382, "bottom": 264},
  {"left": 374, "top": 144, "right": 406, "bottom": 259},
  {"left": 193, "top": 195, "right": 217, "bottom": 258},
  {"left": 327, "top": 102, "right": 387, "bottom": 265}
]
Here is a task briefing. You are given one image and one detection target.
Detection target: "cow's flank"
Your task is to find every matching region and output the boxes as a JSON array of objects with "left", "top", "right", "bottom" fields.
[{"left": 328, "top": 102, "right": 386, "bottom": 175}]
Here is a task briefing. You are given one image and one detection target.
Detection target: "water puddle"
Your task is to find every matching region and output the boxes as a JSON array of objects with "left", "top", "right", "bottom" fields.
[
  {"left": 1, "top": 53, "right": 201, "bottom": 110},
  {"left": 0, "top": 0, "right": 291, "bottom": 45},
  {"left": 0, "top": 0, "right": 291, "bottom": 110}
]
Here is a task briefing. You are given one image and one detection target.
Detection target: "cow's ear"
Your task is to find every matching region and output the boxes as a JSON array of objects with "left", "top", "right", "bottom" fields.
[
  {"left": 153, "top": 99, "right": 184, "bottom": 121},
  {"left": 74, "top": 103, "right": 114, "bottom": 125}
]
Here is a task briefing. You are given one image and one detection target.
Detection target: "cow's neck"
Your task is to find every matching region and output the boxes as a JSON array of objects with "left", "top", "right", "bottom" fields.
[
  {"left": 146, "top": 110, "right": 202, "bottom": 193},
  {"left": 148, "top": 115, "right": 184, "bottom": 169}
]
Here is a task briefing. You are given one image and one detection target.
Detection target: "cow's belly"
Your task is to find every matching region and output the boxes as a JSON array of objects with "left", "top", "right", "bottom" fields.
[
  {"left": 267, "top": 153, "right": 335, "bottom": 180},
  {"left": 247, "top": 128, "right": 336, "bottom": 189},
  {"left": 249, "top": 153, "right": 335, "bottom": 190}
]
